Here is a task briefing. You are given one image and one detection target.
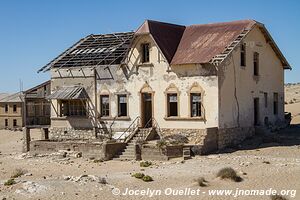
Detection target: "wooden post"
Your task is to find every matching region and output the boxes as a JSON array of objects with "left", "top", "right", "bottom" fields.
[{"left": 22, "top": 127, "right": 31, "bottom": 152}]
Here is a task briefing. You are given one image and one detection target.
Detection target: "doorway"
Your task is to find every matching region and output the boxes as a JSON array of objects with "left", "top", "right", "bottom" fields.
[
  {"left": 141, "top": 93, "right": 152, "bottom": 127},
  {"left": 254, "top": 98, "right": 259, "bottom": 126}
]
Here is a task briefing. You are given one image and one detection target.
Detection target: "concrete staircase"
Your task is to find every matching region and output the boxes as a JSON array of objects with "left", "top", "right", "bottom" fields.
[{"left": 113, "top": 128, "right": 151, "bottom": 161}]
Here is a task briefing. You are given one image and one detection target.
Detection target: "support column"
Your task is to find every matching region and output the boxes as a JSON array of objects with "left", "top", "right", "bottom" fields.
[
  {"left": 22, "top": 127, "right": 31, "bottom": 152},
  {"left": 41, "top": 128, "right": 49, "bottom": 140}
]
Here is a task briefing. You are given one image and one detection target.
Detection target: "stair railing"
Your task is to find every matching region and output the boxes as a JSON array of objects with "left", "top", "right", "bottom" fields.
[
  {"left": 116, "top": 116, "right": 140, "bottom": 143},
  {"left": 142, "top": 117, "right": 162, "bottom": 140}
]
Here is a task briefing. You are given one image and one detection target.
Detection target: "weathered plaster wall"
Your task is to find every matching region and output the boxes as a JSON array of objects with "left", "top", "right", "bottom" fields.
[
  {"left": 0, "top": 102, "right": 23, "bottom": 129},
  {"left": 96, "top": 34, "right": 219, "bottom": 132},
  {"left": 218, "top": 26, "right": 285, "bottom": 129}
]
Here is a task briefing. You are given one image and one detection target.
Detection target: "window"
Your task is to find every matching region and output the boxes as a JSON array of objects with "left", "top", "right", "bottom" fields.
[
  {"left": 264, "top": 92, "right": 268, "bottom": 108},
  {"left": 240, "top": 43, "right": 246, "bottom": 66},
  {"left": 13, "top": 119, "right": 17, "bottom": 127},
  {"left": 118, "top": 95, "right": 127, "bottom": 117},
  {"left": 5, "top": 104, "right": 8, "bottom": 113},
  {"left": 273, "top": 93, "right": 278, "bottom": 115},
  {"left": 141, "top": 43, "right": 150, "bottom": 63},
  {"left": 5, "top": 119, "right": 8, "bottom": 127},
  {"left": 253, "top": 52, "right": 259, "bottom": 76},
  {"left": 167, "top": 94, "right": 178, "bottom": 117},
  {"left": 60, "top": 100, "right": 87, "bottom": 117},
  {"left": 13, "top": 104, "right": 17, "bottom": 112},
  {"left": 190, "top": 93, "right": 202, "bottom": 117},
  {"left": 100, "top": 95, "right": 110, "bottom": 117}
]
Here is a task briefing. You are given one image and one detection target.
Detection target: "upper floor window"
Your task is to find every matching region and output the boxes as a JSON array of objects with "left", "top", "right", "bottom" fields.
[
  {"left": 118, "top": 95, "right": 128, "bottom": 117},
  {"left": 5, "top": 104, "right": 8, "bottom": 113},
  {"left": 141, "top": 43, "right": 150, "bottom": 63},
  {"left": 253, "top": 52, "right": 259, "bottom": 76},
  {"left": 13, "top": 104, "right": 17, "bottom": 112},
  {"left": 273, "top": 93, "right": 278, "bottom": 115},
  {"left": 240, "top": 43, "right": 246, "bottom": 67},
  {"left": 190, "top": 93, "right": 202, "bottom": 117},
  {"left": 167, "top": 94, "right": 178, "bottom": 117},
  {"left": 264, "top": 92, "right": 268, "bottom": 108},
  {"left": 100, "top": 95, "right": 110, "bottom": 117}
]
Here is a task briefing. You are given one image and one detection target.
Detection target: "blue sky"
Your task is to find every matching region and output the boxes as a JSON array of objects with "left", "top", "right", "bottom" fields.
[{"left": 0, "top": 0, "right": 299, "bottom": 93}]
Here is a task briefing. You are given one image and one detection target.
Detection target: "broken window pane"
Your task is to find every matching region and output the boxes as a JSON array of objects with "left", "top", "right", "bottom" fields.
[
  {"left": 60, "top": 100, "right": 87, "bottom": 117},
  {"left": 100, "top": 95, "right": 110, "bottom": 117},
  {"left": 191, "top": 93, "right": 201, "bottom": 117}
]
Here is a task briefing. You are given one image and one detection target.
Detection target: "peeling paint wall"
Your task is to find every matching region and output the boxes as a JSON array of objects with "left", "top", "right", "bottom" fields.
[{"left": 218, "top": 26, "right": 285, "bottom": 129}]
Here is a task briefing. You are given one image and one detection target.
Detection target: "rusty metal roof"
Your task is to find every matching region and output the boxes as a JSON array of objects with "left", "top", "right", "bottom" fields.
[
  {"left": 137, "top": 19, "right": 290, "bottom": 69},
  {"left": 171, "top": 20, "right": 256, "bottom": 65}
]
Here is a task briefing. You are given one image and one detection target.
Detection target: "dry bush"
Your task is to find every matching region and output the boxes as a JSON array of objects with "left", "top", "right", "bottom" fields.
[
  {"left": 4, "top": 179, "right": 16, "bottom": 186},
  {"left": 270, "top": 195, "right": 288, "bottom": 200},
  {"left": 131, "top": 172, "right": 145, "bottom": 179},
  {"left": 217, "top": 167, "right": 242, "bottom": 182},
  {"left": 164, "top": 134, "right": 189, "bottom": 145},
  {"left": 196, "top": 177, "right": 208, "bottom": 187},
  {"left": 142, "top": 175, "right": 153, "bottom": 182},
  {"left": 11, "top": 168, "right": 27, "bottom": 178},
  {"left": 140, "top": 161, "right": 152, "bottom": 167}
]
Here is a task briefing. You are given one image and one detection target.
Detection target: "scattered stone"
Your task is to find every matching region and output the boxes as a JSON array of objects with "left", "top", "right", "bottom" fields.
[{"left": 15, "top": 181, "right": 47, "bottom": 195}]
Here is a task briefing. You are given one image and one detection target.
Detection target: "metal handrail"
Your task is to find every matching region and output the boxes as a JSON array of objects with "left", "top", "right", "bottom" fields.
[
  {"left": 142, "top": 117, "right": 162, "bottom": 140},
  {"left": 117, "top": 116, "right": 140, "bottom": 141}
]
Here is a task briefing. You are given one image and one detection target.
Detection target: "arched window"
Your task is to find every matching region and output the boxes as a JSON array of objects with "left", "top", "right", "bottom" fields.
[
  {"left": 165, "top": 84, "right": 180, "bottom": 117},
  {"left": 188, "top": 83, "right": 204, "bottom": 118}
]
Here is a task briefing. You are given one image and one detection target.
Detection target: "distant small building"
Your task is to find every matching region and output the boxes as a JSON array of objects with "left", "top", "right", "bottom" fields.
[
  {"left": 0, "top": 81, "right": 51, "bottom": 130},
  {"left": 0, "top": 92, "right": 24, "bottom": 130}
]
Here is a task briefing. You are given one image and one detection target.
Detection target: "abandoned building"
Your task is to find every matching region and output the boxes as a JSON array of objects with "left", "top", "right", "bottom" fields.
[
  {"left": 34, "top": 19, "right": 291, "bottom": 160},
  {"left": 0, "top": 92, "right": 24, "bottom": 130},
  {"left": 0, "top": 81, "right": 51, "bottom": 131}
]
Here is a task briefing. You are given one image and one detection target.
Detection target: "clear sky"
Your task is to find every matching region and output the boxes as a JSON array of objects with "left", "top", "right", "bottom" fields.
[{"left": 0, "top": 0, "right": 299, "bottom": 93}]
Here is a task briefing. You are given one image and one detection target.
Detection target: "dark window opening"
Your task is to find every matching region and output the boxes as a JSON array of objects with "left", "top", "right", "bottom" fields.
[
  {"left": 273, "top": 93, "right": 278, "bottom": 115},
  {"left": 264, "top": 92, "right": 268, "bottom": 108},
  {"left": 13, "top": 104, "right": 17, "bottom": 112},
  {"left": 254, "top": 98, "right": 259, "bottom": 125},
  {"left": 190, "top": 93, "right": 201, "bottom": 117},
  {"left": 13, "top": 119, "right": 17, "bottom": 127},
  {"left": 100, "top": 95, "right": 110, "bottom": 117},
  {"left": 254, "top": 52, "right": 259, "bottom": 76},
  {"left": 60, "top": 100, "right": 87, "bottom": 117},
  {"left": 118, "top": 95, "right": 127, "bottom": 117},
  {"left": 167, "top": 94, "right": 178, "bottom": 117},
  {"left": 240, "top": 43, "right": 246, "bottom": 66},
  {"left": 5, "top": 104, "right": 8, "bottom": 113},
  {"left": 141, "top": 43, "right": 150, "bottom": 63},
  {"left": 5, "top": 119, "right": 8, "bottom": 127}
]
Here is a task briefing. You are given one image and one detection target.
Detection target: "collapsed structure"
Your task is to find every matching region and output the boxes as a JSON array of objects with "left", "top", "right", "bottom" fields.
[{"left": 34, "top": 19, "right": 290, "bottom": 159}]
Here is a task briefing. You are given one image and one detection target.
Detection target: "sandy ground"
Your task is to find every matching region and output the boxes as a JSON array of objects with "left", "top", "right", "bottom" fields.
[{"left": 0, "top": 84, "right": 299, "bottom": 200}]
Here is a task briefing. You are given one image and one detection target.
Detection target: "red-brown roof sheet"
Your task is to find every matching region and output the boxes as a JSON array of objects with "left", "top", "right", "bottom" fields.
[{"left": 171, "top": 20, "right": 256, "bottom": 65}]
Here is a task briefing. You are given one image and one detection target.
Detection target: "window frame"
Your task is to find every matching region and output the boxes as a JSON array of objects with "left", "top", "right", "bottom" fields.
[
  {"left": 141, "top": 43, "right": 150, "bottom": 63},
  {"left": 13, "top": 119, "right": 17, "bottom": 127},
  {"left": 100, "top": 95, "right": 110, "bottom": 118},
  {"left": 167, "top": 93, "right": 179, "bottom": 117},
  {"left": 5, "top": 104, "right": 8, "bottom": 113},
  {"left": 13, "top": 104, "right": 17, "bottom": 113},
  {"left": 59, "top": 100, "right": 87, "bottom": 117},
  {"left": 190, "top": 93, "right": 202, "bottom": 117},
  {"left": 253, "top": 52, "right": 259, "bottom": 76},
  {"left": 5, "top": 119, "right": 8, "bottom": 127},
  {"left": 117, "top": 94, "right": 128, "bottom": 117},
  {"left": 273, "top": 92, "right": 279, "bottom": 115},
  {"left": 240, "top": 43, "right": 246, "bottom": 67}
]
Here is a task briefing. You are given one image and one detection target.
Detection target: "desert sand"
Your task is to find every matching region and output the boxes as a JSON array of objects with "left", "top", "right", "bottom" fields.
[{"left": 0, "top": 84, "right": 299, "bottom": 200}]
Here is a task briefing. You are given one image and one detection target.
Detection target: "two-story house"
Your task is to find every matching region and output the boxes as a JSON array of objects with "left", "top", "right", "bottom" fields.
[{"left": 38, "top": 19, "right": 291, "bottom": 154}]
